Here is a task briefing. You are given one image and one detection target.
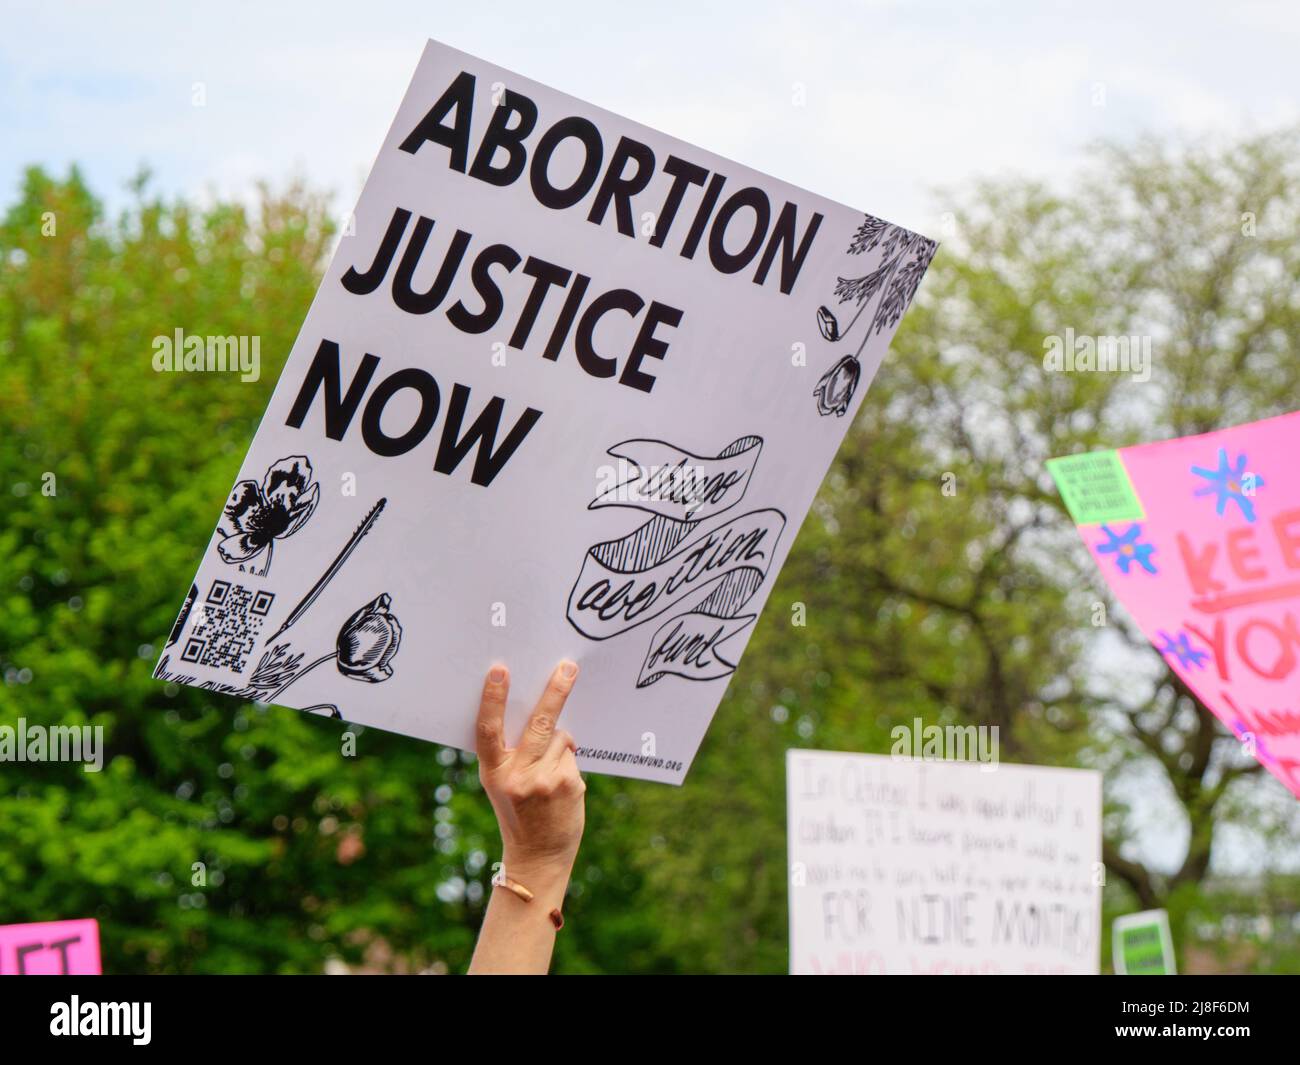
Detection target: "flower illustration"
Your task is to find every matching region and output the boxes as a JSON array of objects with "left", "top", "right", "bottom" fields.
[
  {"left": 1155, "top": 630, "right": 1208, "bottom": 670},
  {"left": 1096, "top": 523, "right": 1157, "bottom": 575},
  {"left": 816, "top": 305, "right": 841, "bottom": 341},
  {"left": 336, "top": 593, "right": 403, "bottom": 682},
  {"left": 249, "top": 642, "right": 306, "bottom": 691},
  {"left": 218, "top": 455, "right": 320, "bottom": 575},
  {"left": 813, "top": 354, "right": 861, "bottom": 417},
  {"left": 813, "top": 214, "right": 935, "bottom": 417},
  {"left": 265, "top": 593, "right": 402, "bottom": 705},
  {"left": 1191, "top": 448, "right": 1262, "bottom": 523}
]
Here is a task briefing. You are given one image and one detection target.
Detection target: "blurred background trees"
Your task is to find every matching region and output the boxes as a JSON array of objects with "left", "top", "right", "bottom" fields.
[{"left": 1, "top": 129, "right": 1297, "bottom": 973}]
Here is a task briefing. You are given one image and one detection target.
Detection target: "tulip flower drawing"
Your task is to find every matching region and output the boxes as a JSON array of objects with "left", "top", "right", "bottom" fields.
[
  {"left": 265, "top": 593, "right": 403, "bottom": 704},
  {"left": 813, "top": 355, "right": 862, "bottom": 417},
  {"left": 217, "top": 455, "right": 321, "bottom": 576},
  {"left": 335, "top": 593, "right": 404, "bottom": 682},
  {"left": 812, "top": 215, "right": 937, "bottom": 417},
  {"left": 816, "top": 305, "right": 842, "bottom": 342}
]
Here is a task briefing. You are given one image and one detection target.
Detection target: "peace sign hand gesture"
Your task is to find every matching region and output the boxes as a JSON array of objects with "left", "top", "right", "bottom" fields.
[{"left": 475, "top": 661, "right": 586, "bottom": 879}]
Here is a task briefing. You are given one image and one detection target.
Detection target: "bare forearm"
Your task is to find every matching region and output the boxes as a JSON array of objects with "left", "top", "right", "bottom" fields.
[
  {"left": 467, "top": 661, "right": 585, "bottom": 975},
  {"left": 468, "top": 855, "right": 573, "bottom": 975}
]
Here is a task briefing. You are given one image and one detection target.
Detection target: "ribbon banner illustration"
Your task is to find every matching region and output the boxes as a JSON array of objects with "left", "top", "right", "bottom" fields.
[{"left": 568, "top": 436, "right": 786, "bottom": 686}]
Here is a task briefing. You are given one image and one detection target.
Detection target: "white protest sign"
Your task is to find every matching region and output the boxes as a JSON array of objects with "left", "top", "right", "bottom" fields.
[
  {"left": 787, "top": 750, "right": 1102, "bottom": 973},
  {"left": 156, "top": 39, "right": 936, "bottom": 783}
]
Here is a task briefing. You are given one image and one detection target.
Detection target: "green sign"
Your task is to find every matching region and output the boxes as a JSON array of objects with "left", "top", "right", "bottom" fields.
[
  {"left": 1046, "top": 449, "right": 1145, "bottom": 526},
  {"left": 1113, "top": 909, "right": 1176, "bottom": 975}
]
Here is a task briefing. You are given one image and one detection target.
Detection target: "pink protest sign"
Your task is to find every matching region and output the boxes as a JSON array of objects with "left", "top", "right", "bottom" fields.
[
  {"left": 1048, "top": 411, "right": 1300, "bottom": 799},
  {"left": 0, "top": 919, "right": 101, "bottom": 975}
]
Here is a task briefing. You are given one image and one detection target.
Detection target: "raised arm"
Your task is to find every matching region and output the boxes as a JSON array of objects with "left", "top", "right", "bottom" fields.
[{"left": 468, "top": 661, "right": 586, "bottom": 975}]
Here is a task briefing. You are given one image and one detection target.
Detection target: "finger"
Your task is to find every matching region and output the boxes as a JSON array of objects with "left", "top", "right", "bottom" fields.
[
  {"left": 475, "top": 665, "right": 510, "bottom": 770},
  {"left": 518, "top": 660, "right": 578, "bottom": 764},
  {"left": 544, "top": 728, "right": 577, "bottom": 767},
  {"left": 557, "top": 746, "right": 586, "bottom": 793}
]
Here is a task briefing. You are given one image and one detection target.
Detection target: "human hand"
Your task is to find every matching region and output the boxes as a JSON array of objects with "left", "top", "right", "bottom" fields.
[{"left": 475, "top": 661, "right": 586, "bottom": 883}]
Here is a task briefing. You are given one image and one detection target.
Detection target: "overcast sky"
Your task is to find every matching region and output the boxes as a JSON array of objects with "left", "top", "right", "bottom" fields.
[{"left": 4, "top": 0, "right": 1298, "bottom": 232}]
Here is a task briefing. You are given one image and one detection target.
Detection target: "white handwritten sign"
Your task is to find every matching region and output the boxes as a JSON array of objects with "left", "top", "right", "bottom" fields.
[
  {"left": 787, "top": 750, "right": 1102, "bottom": 973},
  {"left": 157, "top": 39, "right": 935, "bottom": 783}
]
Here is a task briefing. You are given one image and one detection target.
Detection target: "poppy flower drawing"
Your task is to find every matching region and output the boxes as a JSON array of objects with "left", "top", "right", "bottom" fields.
[
  {"left": 218, "top": 455, "right": 320, "bottom": 576},
  {"left": 265, "top": 593, "right": 403, "bottom": 706}
]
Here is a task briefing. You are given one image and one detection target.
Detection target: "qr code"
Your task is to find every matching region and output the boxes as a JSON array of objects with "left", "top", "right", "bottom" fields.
[{"left": 179, "top": 580, "right": 275, "bottom": 675}]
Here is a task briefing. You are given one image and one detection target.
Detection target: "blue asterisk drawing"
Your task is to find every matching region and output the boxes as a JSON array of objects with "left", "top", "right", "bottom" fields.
[
  {"left": 1155, "top": 630, "right": 1208, "bottom": 670},
  {"left": 1191, "top": 448, "right": 1263, "bottom": 523},
  {"left": 1096, "top": 523, "right": 1158, "bottom": 574}
]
